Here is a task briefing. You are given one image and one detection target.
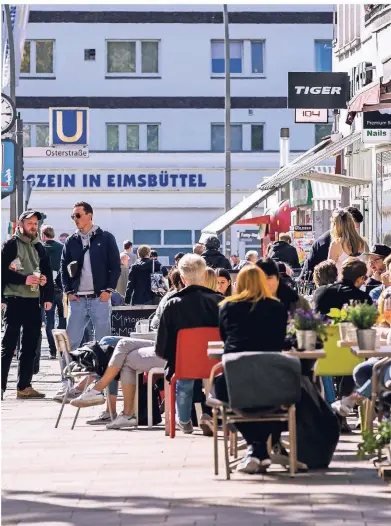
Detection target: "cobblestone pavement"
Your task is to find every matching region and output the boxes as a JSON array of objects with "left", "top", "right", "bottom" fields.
[{"left": 2, "top": 347, "right": 391, "bottom": 526}]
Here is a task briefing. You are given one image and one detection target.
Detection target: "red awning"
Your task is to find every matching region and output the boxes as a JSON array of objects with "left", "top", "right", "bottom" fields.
[
  {"left": 348, "top": 81, "right": 381, "bottom": 112},
  {"left": 235, "top": 215, "right": 270, "bottom": 225}
]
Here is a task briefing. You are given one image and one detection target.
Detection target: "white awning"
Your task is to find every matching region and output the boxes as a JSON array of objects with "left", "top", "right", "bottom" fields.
[
  {"left": 199, "top": 188, "right": 274, "bottom": 241},
  {"left": 258, "top": 132, "right": 361, "bottom": 191}
]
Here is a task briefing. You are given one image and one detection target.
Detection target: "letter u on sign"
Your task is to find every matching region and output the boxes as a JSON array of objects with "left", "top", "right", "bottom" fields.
[{"left": 49, "top": 107, "right": 89, "bottom": 145}]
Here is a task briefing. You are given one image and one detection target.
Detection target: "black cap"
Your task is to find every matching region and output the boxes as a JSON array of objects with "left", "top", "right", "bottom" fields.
[
  {"left": 363, "top": 244, "right": 391, "bottom": 259},
  {"left": 18, "top": 210, "right": 42, "bottom": 221}
]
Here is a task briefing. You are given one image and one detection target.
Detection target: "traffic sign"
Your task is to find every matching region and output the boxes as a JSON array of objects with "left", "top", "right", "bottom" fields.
[
  {"left": 1, "top": 138, "right": 16, "bottom": 199},
  {"left": 24, "top": 146, "right": 89, "bottom": 158},
  {"left": 49, "top": 107, "right": 89, "bottom": 146}
]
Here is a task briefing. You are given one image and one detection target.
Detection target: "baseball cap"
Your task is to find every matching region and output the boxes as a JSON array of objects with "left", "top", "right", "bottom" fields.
[
  {"left": 363, "top": 244, "right": 391, "bottom": 259},
  {"left": 18, "top": 210, "right": 42, "bottom": 221}
]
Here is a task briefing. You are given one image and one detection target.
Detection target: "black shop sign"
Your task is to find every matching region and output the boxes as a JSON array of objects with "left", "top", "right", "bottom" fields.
[
  {"left": 293, "top": 225, "right": 313, "bottom": 232},
  {"left": 288, "top": 72, "right": 350, "bottom": 109}
]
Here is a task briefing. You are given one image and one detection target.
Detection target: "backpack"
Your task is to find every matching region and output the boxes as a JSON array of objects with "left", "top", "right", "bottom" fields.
[
  {"left": 295, "top": 376, "right": 340, "bottom": 469},
  {"left": 150, "top": 259, "right": 168, "bottom": 299}
]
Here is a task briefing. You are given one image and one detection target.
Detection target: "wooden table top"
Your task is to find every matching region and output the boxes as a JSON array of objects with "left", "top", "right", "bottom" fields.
[
  {"left": 207, "top": 343, "right": 325, "bottom": 361},
  {"left": 350, "top": 346, "right": 391, "bottom": 359}
]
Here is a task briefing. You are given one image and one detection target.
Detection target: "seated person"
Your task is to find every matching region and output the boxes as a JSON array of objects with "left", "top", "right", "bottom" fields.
[
  {"left": 256, "top": 258, "right": 309, "bottom": 315},
  {"left": 364, "top": 245, "right": 391, "bottom": 296},
  {"left": 71, "top": 254, "right": 222, "bottom": 433},
  {"left": 370, "top": 254, "right": 391, "bottom": 304},
  {"left": 333, "top": 359, "right": 391, "bottom": 419},
  {"left": 216, "top": 268, "right": 232, "bottom": 297},
  {"left": 214, "top": 265, "right": 288, "bottom": 474},
  {"left": 313, "top": 257, "right": 372, "bottom": 316}
]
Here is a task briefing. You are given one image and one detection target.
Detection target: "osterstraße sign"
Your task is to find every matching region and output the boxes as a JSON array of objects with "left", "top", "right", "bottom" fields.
[{"left": 288, "top": 72, "right": 350, "bottom": 109}]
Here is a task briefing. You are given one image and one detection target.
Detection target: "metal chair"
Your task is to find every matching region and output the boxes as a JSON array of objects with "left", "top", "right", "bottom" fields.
[
  {"left": 52, "top": 329, "right": 113, "bottom": 429},
  {"left": 207, "top": 353, "right": 300, "bottom": 480}
]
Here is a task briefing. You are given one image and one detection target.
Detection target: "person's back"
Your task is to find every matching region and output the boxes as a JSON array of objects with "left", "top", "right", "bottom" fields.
[
  {"left": 125, "top": 256, "right": 161, "bottom": 305},
  {"left": 269, "top": 235, "right": 300, "bottom": 270},
  {"left": 201, "top": 235, "right": 231, "bottom": 270},
  {"left": 219, "top": 298, "right": 287, "bottom": 354}
]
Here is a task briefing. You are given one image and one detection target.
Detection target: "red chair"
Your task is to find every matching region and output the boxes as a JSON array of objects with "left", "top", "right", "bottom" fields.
[{"left": 169, "top": 327, "right": 221, "bottom": 438}]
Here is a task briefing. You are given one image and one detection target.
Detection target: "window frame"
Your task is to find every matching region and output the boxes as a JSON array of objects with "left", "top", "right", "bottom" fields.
[
  {"left": 20, "top": 39, "right": 55, "bottom": 77},
  {"left": 211, "top": 39, "right": 265, "bottom": 78},
  {"left": 106, "top": 39, "right": 160, "bottom": 77},
  {"left": 105, "top": 123, "right": 160, "bottom": 151},
  {"left": 211, "top": 122, "right": 265, "bottom": 152}
]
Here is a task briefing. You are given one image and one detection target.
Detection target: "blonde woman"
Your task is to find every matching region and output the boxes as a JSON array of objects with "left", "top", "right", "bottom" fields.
[
  {"left": 328, "top": 209, "right": 365, "bottom": 276},
  {"left": 204, "top": 267, "right": 217, "bottom": 291}
]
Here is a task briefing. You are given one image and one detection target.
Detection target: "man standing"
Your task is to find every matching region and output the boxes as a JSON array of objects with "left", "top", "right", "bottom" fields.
[
  {"left": 269, "top": 233, "right": 300, "bottom": 270},
  {"left": 59, "top": 233, "right": 69, "bottom": 244},
  {"left": 125, "top": 245, "right": 164, "bottom": 305},
  {"left": 121, "top": 240, "right": 136, "bottom": 267},
  {"left": 230, "top": 254, "right": 240, "bottom": 270},
  {"left": 41, "top": 225, "right": 66, "bottom": 359},
  {"left": 61, "top": 201, "right": 121, "bottom": 351},
  {"left": 193, "top": 243, "right": 205, "bottom": 256},
  {"left": 201, "top": 236, "right": 231, "bottom": 270},
  {"left": 1, "top": 211, "right": 53, "bottom": 399}
]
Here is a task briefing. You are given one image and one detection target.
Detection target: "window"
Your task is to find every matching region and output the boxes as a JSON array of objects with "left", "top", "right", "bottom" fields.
[
  {"left": 105, "top": 123, "right": 160, "bottom": 151},
  {"left": 23, "top": 124, "right": 49, "bottom": 147},
  {"left": 84, "top": 49, "right": 96, "bottom": 61},
  {"left": 21, "top": 40, "right": 54, "bottom": 76},
  {"left": 107, "top": 40, "right": 159, "bottom": 75},
  {"left": 164, "top": 230, "right": 192, "bottom": 245},
  {"left": 211, "top": 40, "right": 265, "bottom": 76},
  {"left": 211, "top": 123, "right": 264, "bottom": 152},
  {"left": 133, "top": 230, "right": 161, "bottom": 245},
  {"left": 315, "top": 40, "right": 332, "bottom": 72},
  {"left": 315, "top": 124, "right": 332, "bottom": 145}
]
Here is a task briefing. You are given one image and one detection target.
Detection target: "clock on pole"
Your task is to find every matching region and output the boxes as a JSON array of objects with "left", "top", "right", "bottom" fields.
[{"left": 1, "top": 92, "right": 16, "bottom": 135}]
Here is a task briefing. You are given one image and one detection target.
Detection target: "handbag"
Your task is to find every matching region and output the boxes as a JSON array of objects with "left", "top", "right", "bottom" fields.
[
  {"left": 150, "top": 259, "right": 168, "bottom": 298},
  {"left": 67, "top": 242, "right": 91, "bottom": 279}
]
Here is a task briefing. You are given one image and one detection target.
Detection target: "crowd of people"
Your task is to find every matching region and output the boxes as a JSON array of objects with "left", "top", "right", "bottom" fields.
[{"left": 1, "top": 201, "right": 391, "bottom": 473}]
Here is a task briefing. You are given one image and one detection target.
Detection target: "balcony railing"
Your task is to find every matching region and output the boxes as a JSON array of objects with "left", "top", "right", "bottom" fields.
[{"left": 364, "top": 4, "right": 391, "bottom": 28}]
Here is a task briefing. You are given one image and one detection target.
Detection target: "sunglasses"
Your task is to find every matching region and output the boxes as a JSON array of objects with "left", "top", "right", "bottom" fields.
[{"left": 71, "top": 213, "right": 86, "bottom": 220}]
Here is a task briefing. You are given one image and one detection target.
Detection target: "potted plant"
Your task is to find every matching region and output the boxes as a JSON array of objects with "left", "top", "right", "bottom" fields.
[
  {"left": 292, "top": 309, "right": 328, "bottom": 350},
  {"left": 328, "top": 306, "right": 356, "bottom": 342},
  {"left": 348, "top": 303, "right": 379, "bottom": 350},
  {"left": 357, "top": 422, "right": 391, "bottom": 462}
]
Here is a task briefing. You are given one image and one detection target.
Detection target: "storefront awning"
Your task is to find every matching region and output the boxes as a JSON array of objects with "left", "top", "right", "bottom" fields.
[
  {"left": 259, "top": 132, "right": 361, "bottom": 191},
  {"left": 199, "top": 188, "right": 274, "bottom": 241},
  {"left": 348, "top": 80, "right": 381, "bottom": 112},
  {"left": 235, "top": 215, "right": 271, "bottom": 226},
  {"left": 301, "top": 170, "right": 368, "bottom": 187},
  {"left": 382, "top": 56, "right": 391, "bottom": 85}
]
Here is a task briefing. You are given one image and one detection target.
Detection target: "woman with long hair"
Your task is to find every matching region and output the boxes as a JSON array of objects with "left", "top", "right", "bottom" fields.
[
  {"left": 204, "top": 267, "right": 217, "bottom": 291},
  {"left": 328, "top": 209, "right": 365, "bottom": 276},
  {"left": 216, "top": 268, "right": 232, "bottom": 296},
  {"left": 214, "top": 265, "right": 288, "bottom": 474}
]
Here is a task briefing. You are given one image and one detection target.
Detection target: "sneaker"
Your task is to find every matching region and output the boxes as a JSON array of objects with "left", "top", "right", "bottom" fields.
[
  {"left": 86, "top": 410, "right": 117, "bottom": 425},
  {"left": 332, "top": 398, "right": 354, "bottom": 418},
  {"left": 177, "top": 419, "right": 194, "bottom": 434},
  {"left": 199, "top": 413, "right": 214, "bottom": 437},
  {"left": 49, "top": 353, "right": 57, "bottom": 360},
  {"left": 70, "top": 388, "right": 105, "bottom": 408},
  {"left": 236, "top": 454, "right": 271, "bottom": 474},
  {"left": 53, "top": 386, "right": 81, "bottom": 404},
  {"left": 17, "top": 387, "right": 45, "bottom": 399},
  {"left": 106, "top": 412, "right": 137, "bottom": 429}
]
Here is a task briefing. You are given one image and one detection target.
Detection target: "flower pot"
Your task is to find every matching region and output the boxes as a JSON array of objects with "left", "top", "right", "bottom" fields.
[
  {"left": 296, "top": 330, "right": 317, "bottom": 350},
  {"left": 339, "top": 322, "right": 357, "bottom": 343},
  {"left": 356, "top": 328, "right": 376, "bottom": 351}
]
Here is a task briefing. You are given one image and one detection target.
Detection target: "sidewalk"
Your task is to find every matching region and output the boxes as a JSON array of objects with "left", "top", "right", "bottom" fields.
[{"left": 2, "top": 352, "right": 391, "bottom": 526}]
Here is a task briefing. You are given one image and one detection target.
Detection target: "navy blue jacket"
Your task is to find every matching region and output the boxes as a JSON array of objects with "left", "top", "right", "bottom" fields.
[
  {"left": 125, "top": 257, "right": 164, "bottom": 305},
  {"left": 60, "top": 228, "right": 120, "bottom": 295},
  {"left": 300, "top": 230, "right": 331, "bottom": 281}
]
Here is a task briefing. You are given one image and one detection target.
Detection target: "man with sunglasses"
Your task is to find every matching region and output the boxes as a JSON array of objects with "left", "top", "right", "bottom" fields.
[
  {"left": 363, "top": 244, "right": 391, "bottom": 295},
  {"left": 59, "top": 201, "right": 120, "bottom": 397}
]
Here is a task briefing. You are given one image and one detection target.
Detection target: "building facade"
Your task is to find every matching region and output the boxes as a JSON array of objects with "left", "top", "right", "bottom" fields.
[{"left": 2, "top": 4, "right": 334, "bottom": 259}]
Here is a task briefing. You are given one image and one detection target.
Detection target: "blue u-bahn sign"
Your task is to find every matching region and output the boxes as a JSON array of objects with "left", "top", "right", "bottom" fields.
[
  {"left": 49, "top": 107, "right": 89, "bottom": 146},
  {"left": 1, "top": 139, "right": 16, "bottom": 199}
]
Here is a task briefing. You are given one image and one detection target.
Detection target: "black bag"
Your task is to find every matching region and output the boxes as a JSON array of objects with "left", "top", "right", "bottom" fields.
[
  {"left": 67, "top": 244, "right": 90, "bottom": 279},
  {"left": 295, "top": 376, "right": 340, "bottom": 469},
  {"left": 137, "top": 374, "right": 162, "bottom": 426},
  {"left": 69, "top": 341, "right": 114, "bottom": 377}
]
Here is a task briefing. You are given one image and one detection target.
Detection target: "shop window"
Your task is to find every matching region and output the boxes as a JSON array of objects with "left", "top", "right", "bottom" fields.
[
  {"left": 164, "top": 230, "right": 192, "bottom": 245},
  {"left": 133, "top": 230, "right": 161, "bottom": 245}
]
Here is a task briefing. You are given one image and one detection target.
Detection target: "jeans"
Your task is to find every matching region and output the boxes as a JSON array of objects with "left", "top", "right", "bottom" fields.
[
  {"left": 1, "top": 297, "right": 42, "bottom": 391},
  {"left": 322, "top": 376, "right": 336, "bottom": 404},
  {"left": 176, "top": 379, "right": 195, "bottom": 423},
  {"left": 353, "top": 359, "right": 391, "bottom": 399},
  {"left": 67, "top": 297, "right": 111, "bottom": 351},
  {"left": 45, "top": 289, "right": 66, "bottom": 354}
]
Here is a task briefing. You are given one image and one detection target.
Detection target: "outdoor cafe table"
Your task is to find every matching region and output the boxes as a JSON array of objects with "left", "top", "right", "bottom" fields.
[{"left": 207, "top": 342, "right": 325, "bottom": 361}]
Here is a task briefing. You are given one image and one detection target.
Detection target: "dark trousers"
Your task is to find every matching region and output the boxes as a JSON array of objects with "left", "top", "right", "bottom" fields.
[
  {"left": 45, "top": 289, "right": 66, "bottom": 354},
  {"left": 1, "top": 297, "right": 42, "bottom": 391},
  {"left": 214, "top": 374, "right": 283, "bottom": 457}
]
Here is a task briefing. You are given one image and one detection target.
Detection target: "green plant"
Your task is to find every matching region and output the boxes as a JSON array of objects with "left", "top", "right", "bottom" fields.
[
  {"left": 291, "top": 309, "right": 328, "bottom": 341},
  {"left": 357, "top": 421, "right": 391, "bottom": 460},
  {"left": 327, "top": 306, "right": 350, "bottom": 325},
  {"left": 348, "top": 303, "right": 379, "bottom": 330}
]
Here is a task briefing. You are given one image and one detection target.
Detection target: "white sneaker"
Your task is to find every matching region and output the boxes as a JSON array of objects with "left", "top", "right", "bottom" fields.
[
  {"left": 70, "top": 388, "right": 105, "bottom": 408},
  {"left": 53, "top": 386, "right": 81, "bottom": 404},
  {"left": 332, "top": 398, "right": 353, "bottom": 418},
  {"left": 86, "top": 410, "right": 117, "bottom": 425},
  {"left": 106, "top": 412, "right": 137, "bottom": 429}
]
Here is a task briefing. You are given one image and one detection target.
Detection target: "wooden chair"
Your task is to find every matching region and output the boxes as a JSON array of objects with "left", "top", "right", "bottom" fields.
[
  {"left": 169, "top": 327, "right": 221, "bottom": 438},
  {"left": 52, "top": 329, "right": 114, "bottom": 429},
  {"left": 207, "top": 352, "right": 301, "bottom": 480}
]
